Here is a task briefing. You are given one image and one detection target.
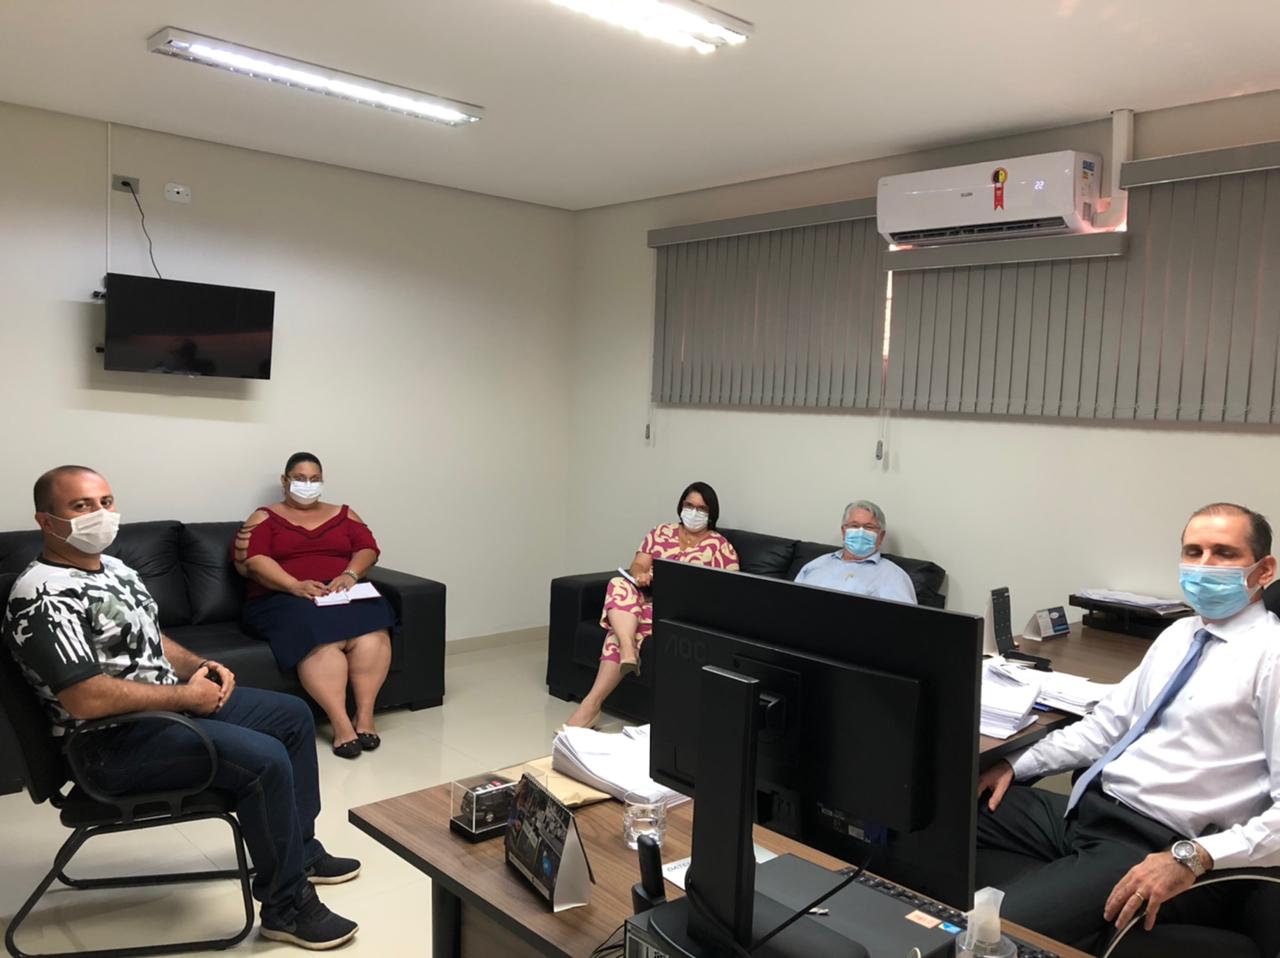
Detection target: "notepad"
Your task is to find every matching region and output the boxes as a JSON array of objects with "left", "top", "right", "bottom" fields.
[{"left": 313, "top": 582, "right": 381, "bottom": 606}]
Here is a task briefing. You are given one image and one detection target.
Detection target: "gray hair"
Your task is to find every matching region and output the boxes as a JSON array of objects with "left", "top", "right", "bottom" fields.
[{"left": 842, "top": 499, "right": 886, "bottom": 529}]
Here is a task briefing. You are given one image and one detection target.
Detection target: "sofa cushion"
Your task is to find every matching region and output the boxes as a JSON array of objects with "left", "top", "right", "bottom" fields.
[
  {"left": 165, "top": 623, "right": 285, "bottom": 692},
  {"left": 0, "top": 530, "right": 42, "bottom": 576},
  {"left": 787, "top": 540, "right": 835, "bottom": 579},
  {"left": 182, "top": 522, "right": 246, "bottom": 625},
  {"left": 718, "top": 528, "right": 798, "bottom": 578}
]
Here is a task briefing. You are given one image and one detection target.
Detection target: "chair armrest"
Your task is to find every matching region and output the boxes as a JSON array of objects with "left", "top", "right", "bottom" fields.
[
  {"left": 547, "top": 572, "right": 614, "bottom": 691},
  {"left": 1100, "top": 867, "right": 1280, "bottom": 958},
  {"left": 552, "top": 571, "right": 616, "bottom": 621},
  {"left": 364, "top": 566, "right": 447, "bottom": 707},
  {"left": 64, "top": 710, "right": 217, "bottom": 823}
]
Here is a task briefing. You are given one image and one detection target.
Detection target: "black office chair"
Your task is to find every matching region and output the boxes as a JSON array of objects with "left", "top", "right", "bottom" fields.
[{"left": 0, "top": 647, "right": 254, "bottom": 958}]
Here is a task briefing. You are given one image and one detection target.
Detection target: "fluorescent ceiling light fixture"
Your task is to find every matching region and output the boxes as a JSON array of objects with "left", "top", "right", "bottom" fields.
[
  {"left": 549, "top": 0, "right": 752, "bottom": 54},
  {"left": 147, "top": 27, "right": 483, "bottom": 126}
]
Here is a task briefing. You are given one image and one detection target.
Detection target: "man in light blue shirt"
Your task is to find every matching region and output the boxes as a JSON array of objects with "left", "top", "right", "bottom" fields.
[{"left": 794, "top": 500, "right": 917, "bottom": 604}]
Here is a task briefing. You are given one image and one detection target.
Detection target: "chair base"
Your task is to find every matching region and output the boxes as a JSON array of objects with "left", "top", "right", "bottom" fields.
[{"left": 5, "top": 811, "right": 254, "bottom": 958}]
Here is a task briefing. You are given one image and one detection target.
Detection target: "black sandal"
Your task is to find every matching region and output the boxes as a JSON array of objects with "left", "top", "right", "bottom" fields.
[
  {"left": 333, "top": 739, "right": 363, "bottom": 759},
  {"left": 356, "top": 732, "right": 381, "bottom": 751}
]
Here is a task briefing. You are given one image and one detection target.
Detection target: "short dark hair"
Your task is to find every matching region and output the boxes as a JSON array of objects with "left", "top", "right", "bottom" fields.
[
  {"left": 284, "top": 452, "right": 322, "bottom": 475},
  {"left": 33, "top": 465, "right": 99, "bottom": 513},
  {"left": 1187, "top": 502, "right": 1273, "bottom": 560},
  {"left": 676, "top": 481, "right": 721, "bottom": 531}
]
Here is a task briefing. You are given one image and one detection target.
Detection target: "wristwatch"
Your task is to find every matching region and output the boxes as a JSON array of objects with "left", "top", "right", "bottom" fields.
[{"left": 1171, "top": 840, "right": 1207, "bottom": 877}]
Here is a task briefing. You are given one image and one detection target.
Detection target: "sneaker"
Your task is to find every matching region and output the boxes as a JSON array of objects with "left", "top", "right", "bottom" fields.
[
  {"left": 260, "top": 886, "right": 358, "bottom": 950},
  {"left": 306, "top": 853, "right": 362, "bottom": 885}
]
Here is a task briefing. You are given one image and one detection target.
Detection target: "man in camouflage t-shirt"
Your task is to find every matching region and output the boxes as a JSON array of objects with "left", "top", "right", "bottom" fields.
[{"left": 1, "top": 466, "right": 360, "bottom": 950}]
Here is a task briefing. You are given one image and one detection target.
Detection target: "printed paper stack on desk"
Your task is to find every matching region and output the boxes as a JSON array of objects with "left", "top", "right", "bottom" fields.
[
  {"left": 987, "top": 657, "right": 1116, "bottom": 718},
  {"left": 980, "top": 659, "right": 1041, "bottom": 739},
  {"left": 313, "top": 583, "right": 381, "bottom": 606},
  {"left": 1073, "top": 589, "right": 1189, "bottom": 615},
  {"left": 552, "top": 725, "right": 688, "bottom": 806},
  {"left": 1034, "top": 671, "right": 1115, "bottom": 716}
]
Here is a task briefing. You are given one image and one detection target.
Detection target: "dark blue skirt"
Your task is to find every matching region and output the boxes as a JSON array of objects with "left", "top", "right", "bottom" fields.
[{"left": 242, "top": 593, "right": 396, "bottom": 670}]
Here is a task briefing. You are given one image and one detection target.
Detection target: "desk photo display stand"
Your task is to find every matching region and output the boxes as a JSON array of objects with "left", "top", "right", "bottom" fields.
[
  {"left": 504, "top": 773, "right": 594, "bottom": 912},
  {"left": 646, "top": 666, "right": 866, "bottom": 958}
]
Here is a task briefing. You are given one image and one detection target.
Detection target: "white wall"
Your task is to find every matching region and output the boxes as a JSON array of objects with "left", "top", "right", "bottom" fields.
[
  {"left": 5, "top": 89, "right": 1279, "bottom": 639},
  {"left": 566, "top": 91, "right": 1280, "bottom": 625},
  {"left": 0, "top": 101, "right": 575, "bottom": 640}
]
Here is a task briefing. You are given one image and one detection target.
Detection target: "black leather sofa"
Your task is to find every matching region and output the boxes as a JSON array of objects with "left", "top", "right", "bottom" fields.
[
  {"left": 0, "top": 519, "right": 446, "bottom": 794},
  {"left": 545, "top": 526, "right": 946, "bottom": 723}
]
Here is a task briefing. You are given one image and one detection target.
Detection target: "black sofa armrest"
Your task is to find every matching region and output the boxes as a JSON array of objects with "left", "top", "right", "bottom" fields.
[
  {"left": 364, "top": 566, "right": 447, "bottom": 709},
  {"left": 547, "top": 572, "right": 614, "bottom": 695},
  {"left": 65, "top": 711, "right": 217, "bottom": 822}
]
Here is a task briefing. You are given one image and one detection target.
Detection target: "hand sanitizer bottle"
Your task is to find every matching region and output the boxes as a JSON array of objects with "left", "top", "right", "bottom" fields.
[{"left": 955, "top": 887, "right": 1017, "bottom": 958}]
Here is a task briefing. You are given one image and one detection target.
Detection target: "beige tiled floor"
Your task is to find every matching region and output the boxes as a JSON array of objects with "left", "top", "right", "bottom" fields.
[{"left": 0, "top": 637, "right": 584, "bottom": 957}]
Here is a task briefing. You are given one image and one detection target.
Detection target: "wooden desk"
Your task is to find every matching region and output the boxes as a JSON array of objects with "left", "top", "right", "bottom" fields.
[
  {"left": 979, "top": 624, "right": 1151, "bottom": 765},
  {"left": 350, "top": 783, "right": 1090, "bottom": 958}
]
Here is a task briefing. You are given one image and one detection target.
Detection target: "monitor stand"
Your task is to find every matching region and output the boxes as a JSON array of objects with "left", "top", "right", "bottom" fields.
[{"left": 649, "top": 665, "right": 869, "bottom": 958}]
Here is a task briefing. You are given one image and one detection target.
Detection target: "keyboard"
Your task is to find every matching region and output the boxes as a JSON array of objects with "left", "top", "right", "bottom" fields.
[{"left": 844, "top": 871, "right": 1061, "bottom": 958}]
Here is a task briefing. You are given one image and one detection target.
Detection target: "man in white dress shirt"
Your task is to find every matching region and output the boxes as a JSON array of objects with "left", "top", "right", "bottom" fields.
[
  {"left": 793, "top": 500, "right": 917, "bottom": 604},
  {"left": 976, "top": 502, "right": 1280, "bottom": 953}
]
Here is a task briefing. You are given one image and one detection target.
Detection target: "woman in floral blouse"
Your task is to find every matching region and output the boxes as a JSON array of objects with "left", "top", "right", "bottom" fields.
[{"left": 565, "top": 481, "right": 739, "bottom": 728}]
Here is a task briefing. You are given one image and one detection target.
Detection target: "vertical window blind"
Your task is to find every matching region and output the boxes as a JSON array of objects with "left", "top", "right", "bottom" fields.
[
  {"left": 651, "top": 216, "right": 887, "bottom": 407},
  {"left": 884, "top": 166, "right": 1280, "bottom": 422},
  {"left": 650, "top": 144, "right": 1280, "bottom": 422}
]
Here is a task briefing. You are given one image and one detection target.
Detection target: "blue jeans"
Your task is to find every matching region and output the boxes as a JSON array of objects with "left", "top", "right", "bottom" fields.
[{"left": 82, "top": 687, "right": 324, "bottom": 920}]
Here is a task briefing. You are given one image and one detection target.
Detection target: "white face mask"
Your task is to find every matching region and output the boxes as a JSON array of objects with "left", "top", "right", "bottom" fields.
[
  {"left": 681, "top": 507, "right": 709, "bottom": 533},
  {"left": 51, "top": 509, "right": 120, "bottom": 554},
  {"left": 288, "top": 480, "right": 323, "bottom": 503}
]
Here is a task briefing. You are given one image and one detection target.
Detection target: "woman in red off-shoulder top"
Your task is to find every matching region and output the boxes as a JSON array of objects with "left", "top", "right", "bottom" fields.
[{"left": 235, "top": 452, "right": 395, "bottom": 759}]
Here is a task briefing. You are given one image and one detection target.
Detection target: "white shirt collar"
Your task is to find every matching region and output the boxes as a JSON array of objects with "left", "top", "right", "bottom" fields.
[
  {"left": 1193, "top": 597, "right": 1272, "bottom": 642},
  {"left": 836, "top": 550, "right": 881, "bottom": 565}
]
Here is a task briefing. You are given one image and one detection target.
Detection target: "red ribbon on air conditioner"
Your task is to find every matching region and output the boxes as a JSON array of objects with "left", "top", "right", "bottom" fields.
[{"left": 992, "top": 167, "right": 1007, "bottom": 211}]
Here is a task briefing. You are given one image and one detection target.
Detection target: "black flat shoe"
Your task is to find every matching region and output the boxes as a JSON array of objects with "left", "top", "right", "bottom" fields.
[
  {"left": 333, "top": 739, "right": 362, "bottom": 759},
  {"left": 356, "top": 732, "right": 381, "bottom": 751}
]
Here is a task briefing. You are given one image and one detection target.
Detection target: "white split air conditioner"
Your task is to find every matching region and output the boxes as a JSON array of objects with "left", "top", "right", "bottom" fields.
[{"left": 876, "top": 150, "right": 1102, "bottom": 246}]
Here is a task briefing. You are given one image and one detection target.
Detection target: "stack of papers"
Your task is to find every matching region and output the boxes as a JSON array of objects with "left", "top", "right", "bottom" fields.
[
  {"left": 985, "top": 656, "right": 1117, "bottom": 718},
  {"left": 1034, "top": 671, "right": 1115, "bottom": 716},
  {"left": 1074, "top": 589, "right": 1190, "bottom": 615},
  {"left": 980, "top": 660, "right": 1041, "bottom": 739},
  {"left": 552, "top": 724, "right": 689, "bottom": 806}
]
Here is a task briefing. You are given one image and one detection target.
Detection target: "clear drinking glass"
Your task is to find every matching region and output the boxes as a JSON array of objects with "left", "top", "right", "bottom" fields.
[{"left": 622, "top": 791, "right": 668, "bottom": 849}]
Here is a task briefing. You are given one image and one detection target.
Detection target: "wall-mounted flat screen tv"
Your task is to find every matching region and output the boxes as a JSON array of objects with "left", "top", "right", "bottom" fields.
[{"left": 104, "top": 273, "right": 275, "bottom": 379}]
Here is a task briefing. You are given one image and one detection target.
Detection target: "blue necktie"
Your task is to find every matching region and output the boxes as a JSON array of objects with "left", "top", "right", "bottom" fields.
[{"left": 1065, "top": 627, "right": 1215, "bottom": 815}]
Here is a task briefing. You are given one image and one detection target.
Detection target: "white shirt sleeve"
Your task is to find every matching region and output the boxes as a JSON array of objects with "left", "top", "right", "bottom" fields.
[
  {"left": 884, "top": 565, "right": 917, "bottom": 604},
  {"left": 1009, "top": 661, "right": 1145, "bottom": 780},
  {"left": 794, "top": 557, "right": 821, "bottom": 583},
  {"left": 1197, "top": 652, "right": 1280, "bottom": 869}
]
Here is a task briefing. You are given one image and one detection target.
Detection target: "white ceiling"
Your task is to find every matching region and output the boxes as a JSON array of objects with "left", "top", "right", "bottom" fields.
[{"left": 1, "top": 0, "right": 1278, "bottom": 210}]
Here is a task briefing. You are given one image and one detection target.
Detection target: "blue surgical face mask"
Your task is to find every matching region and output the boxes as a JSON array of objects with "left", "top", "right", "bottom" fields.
[
  {"left": 844, "top": 527, "right": 878, "bottom": 558},
  {"left": 1179, "top": 560, "right": 1262, "bottom": 620}
]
